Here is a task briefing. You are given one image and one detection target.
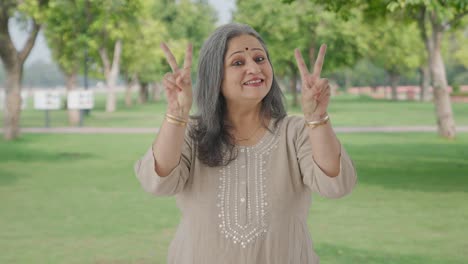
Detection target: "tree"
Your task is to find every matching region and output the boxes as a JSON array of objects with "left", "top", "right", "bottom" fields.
[
  {"left": 120, "top": 0, "right": 169, "bottom": 105},
  {"left": 86, "top": 0, "right": 142, "bottom": 113},
  {"left": 44, "top": 0, "right": 88, "bottom": 126},
  {"left": 306, "top": 0, "right": 468, "bottom": 138},
  {"left": 366, "top": 19, "right": 423, "bottom": 100},
  {"left": 0, "top": 0, "right": 49, "bottom": 140},
  {"left": 396, "top": 1, "right": 468, "bottom": 138}
]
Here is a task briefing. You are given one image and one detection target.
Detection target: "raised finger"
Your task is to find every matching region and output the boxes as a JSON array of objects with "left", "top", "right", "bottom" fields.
[
  {"left": 312, "top": 44, "right": 327, "bottom": 79},
  {"left": 294, "top": 48, "right": 309, "bottom": 82},
  {"left": 183, "top": 43, "right": 193, "bottom": 70},
  {"left": 161, "top": 43, "right": 179, "bottom": 73}
]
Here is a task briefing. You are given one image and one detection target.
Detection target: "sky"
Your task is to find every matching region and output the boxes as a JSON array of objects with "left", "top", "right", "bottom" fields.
[{"left": 9, "top": 0, "right": 235, "bottom": 66}]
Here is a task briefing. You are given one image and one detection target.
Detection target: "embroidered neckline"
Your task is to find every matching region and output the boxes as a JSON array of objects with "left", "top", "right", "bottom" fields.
[{"left": 217, "top": 120, "right": 280, "bottom": 248}]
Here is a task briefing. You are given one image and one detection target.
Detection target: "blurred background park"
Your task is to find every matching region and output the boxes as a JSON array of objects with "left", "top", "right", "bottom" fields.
[{"left": 1, "top": 0, "right": 467, "bottom": 263}]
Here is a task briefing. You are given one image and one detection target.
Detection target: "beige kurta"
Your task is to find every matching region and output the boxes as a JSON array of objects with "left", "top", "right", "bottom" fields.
[{"left": 134, "top": 115, "right": 357, "bottom": 264}]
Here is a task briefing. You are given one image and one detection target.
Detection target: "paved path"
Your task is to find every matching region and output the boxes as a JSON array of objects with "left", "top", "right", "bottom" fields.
[{"left": 4, "top": 126, "right": 468, "bottom": 134}]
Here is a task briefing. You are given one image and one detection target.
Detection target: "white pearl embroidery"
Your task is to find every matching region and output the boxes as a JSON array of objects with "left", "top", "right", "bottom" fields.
[{"left": 218, "top": 130, "right": 279, "bottom": 248}]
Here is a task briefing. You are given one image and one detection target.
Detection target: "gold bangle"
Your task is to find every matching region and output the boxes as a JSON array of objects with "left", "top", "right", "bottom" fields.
[
  {"left": 165, "top": 116, "right": 187, "bottom": 127},
  {"left": 165, "top": 113, "right": 188, "bottom": 123},
  {"left": 305, "top": 115, "right": 330, "bottom": 128}
]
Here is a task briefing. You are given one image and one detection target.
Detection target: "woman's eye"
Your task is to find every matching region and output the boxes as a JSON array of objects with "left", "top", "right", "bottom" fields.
[
  {"left": 255, "top": 57, "right": 265, "bottom": 63},
  {"left": 232, "top": 60, "right": 243, "bottom": 66}
]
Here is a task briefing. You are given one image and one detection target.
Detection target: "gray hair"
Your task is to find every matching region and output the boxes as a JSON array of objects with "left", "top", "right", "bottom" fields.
[{"left": 190, "top": 23, "right": 286, "bottom": 167}]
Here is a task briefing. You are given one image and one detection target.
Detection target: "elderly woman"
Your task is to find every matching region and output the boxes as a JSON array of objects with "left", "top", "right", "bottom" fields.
[{"left": 134, "top": 23, "right": 357, "bottom": 264}]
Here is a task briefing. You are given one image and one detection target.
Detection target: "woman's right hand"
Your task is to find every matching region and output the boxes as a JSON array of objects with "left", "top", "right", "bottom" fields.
[{"left": 161, "top": 43, "right": 193, "bottom": 118}]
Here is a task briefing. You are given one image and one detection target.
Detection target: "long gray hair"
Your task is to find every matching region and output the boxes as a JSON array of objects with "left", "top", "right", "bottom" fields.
[{"left": 190, "top": 23, "right": 286, "bottom": 167}]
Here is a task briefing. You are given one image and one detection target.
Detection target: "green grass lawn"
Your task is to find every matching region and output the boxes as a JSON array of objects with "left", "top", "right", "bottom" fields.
[
  {"left": 4, "top": 92, "right": 468, "bottom": 128},
  {"left": 1, "top": 133, "right": 467, "bottom": 263}
]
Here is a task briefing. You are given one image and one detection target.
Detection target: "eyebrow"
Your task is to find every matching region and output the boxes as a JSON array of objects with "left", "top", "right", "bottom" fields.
[{"left": 228, "top": 48, "right": 265, "bottom": 58}]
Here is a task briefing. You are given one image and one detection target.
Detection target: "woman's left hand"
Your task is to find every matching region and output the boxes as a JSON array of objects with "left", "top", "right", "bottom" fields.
[{"left": 294, "top": 44, "right": 330, "bottom": 120}]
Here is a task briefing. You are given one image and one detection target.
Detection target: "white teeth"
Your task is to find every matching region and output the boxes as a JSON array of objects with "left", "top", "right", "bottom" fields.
[{"left": 244, "top": 79, "right": 262, "bottom": 85}]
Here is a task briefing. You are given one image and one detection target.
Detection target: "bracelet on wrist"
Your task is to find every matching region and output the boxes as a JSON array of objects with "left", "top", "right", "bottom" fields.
[
  {"left": 165, "top": 113, "right": 188, "bottom": 127},
  {"left": 305, "top": 114, "right": 330, "bottom": 129}
]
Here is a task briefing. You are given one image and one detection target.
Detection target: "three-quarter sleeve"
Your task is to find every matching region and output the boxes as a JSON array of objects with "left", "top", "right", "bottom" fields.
[
  {"left": 294, "top": 117, "right": 357, "bottom": 199},
  {"left": 134, "top": 133, "right": 192, "bottom": 196}
]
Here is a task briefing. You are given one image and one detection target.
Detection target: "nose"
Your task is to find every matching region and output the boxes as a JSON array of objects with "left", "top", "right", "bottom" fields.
[{"left": 245, "top": 57, "right": 261, "bottom": 74}]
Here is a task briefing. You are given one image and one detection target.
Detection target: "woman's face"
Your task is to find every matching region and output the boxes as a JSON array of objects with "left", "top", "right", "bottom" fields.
[{"left": 221, "top": 34, "right": 273, "bottom": 106}]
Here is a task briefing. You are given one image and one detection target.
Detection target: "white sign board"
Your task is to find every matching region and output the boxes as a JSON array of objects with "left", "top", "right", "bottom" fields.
[
  {"left": 67, "top": 90, "right": 94, "bottom": 110},
  {"left": 34, "top": 90, "right": 62, "bottom": 110},
  {"left": 0, "top": 90, "right": 28, "bottom": 110}
]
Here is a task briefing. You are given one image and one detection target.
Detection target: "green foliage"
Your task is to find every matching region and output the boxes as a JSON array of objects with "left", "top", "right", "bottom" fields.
[
  {"left": 43, "top": 0, "right": 143, "bottom": 80},
  {"left": 345, "top": 59, "right": 388, "bottom": 87},
  {"left": 87, "top": 0, "right": 142, "bottom": 74},
  {"left": 120, "top": 0, "right": 217, "bottom": 83},
  {"left": 17, "top": 0, "right": 50, "bottom": 23},
  {"left": 161, "top": 0, "right": 217, "bottom": 52},
  {"left": 119, "top": 0, "right": 170, "bottom": 83},
  {"left": 366, "top": 19, "right": 424, "bottom": 77},
  {"left": 387, "top": 0, "right": 468, "bottom": 23},
  {"left": 44, "top": 0, "right": 87, "bottom": 75},
  {"left": 449, "top": 23, "right": 468, "bottom": 69}
]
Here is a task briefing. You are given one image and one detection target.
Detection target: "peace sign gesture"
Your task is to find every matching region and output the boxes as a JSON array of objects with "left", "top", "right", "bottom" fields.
[
  {"left": 161, "top": 43, "right": 193, "bottom": 118},
  {"left": 294, "top": 44, "right": 330, "bottom": 120}
]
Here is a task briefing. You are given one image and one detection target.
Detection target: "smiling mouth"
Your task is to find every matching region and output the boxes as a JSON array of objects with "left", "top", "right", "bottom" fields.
[{"left": 243, "top": 79, "right": 264, "bottom": 85}]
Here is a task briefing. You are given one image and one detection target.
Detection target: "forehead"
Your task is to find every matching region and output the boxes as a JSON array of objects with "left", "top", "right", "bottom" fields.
[{"left": 226, "top": 34, "right": 264, "bottom": 53}]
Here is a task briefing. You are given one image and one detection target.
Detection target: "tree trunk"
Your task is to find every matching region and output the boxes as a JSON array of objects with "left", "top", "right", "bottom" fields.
[
  {"left": 65, "top": 72, "right": 80, "bottom": 126},
  {"left": 99, "top": 40, "right": 122, "bottom": 113},
  {"left": 139, "top": 82, "right": 149, "bottom": 104},
  {"left": 3, "top": 66, "right": 22, "bottom": 139},
  {"left": 385, "top": 86, "right": 391, "bottom": 99},
  {"left": 418, "top": 8, "right": 456, "bottom": 138},
  {"left": 105, "top": 78, "right": 117, "bottom": 112},
  {"left": 0, "top": 14, "right": 40, "bottom": 140},
  {"left": 389, "top": 71, "right": 400, "bottom": 101},
  {"left": 152, "top": 82, "right": 162, "bottom": 102},
  {"left": 419, "top": 65, "right": 431, "bottom": 101},
  {"left": 344, "top": 69, "right": 352, "bottom": 91},
  {"left": 124, "top": 74, "right": 136, "bottom": 107},
  {"left": 430, "top": 29, "right": 456, "bottom": 139},
  {"left": 124, "top": 84, "right": 133, "bottom": 107},
  {"left": 417, "top": 7, "right": 434, "bottom": 101}
]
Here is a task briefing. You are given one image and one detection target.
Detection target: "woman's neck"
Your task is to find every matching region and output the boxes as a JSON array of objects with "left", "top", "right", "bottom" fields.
[
  {"left": 226, "top": 103, "right": 261, "bottom": 126},
  {"left": 225, "top": 103, "right": 269, "bottom": 146}
]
